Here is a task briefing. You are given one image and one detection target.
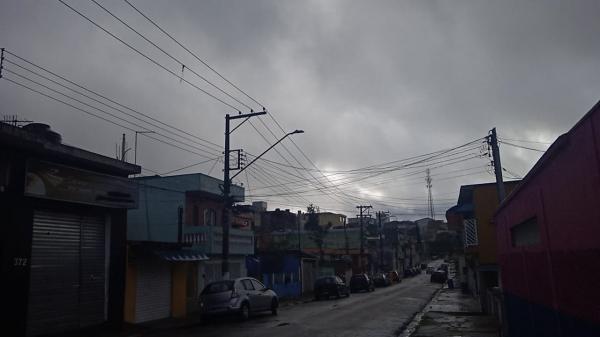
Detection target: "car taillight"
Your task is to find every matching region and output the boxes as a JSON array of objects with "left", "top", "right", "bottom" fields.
[{"left": 230, "top": 290, "right": 240, "bottom": 299}]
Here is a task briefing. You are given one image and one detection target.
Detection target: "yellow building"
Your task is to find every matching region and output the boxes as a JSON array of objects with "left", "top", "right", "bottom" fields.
[
  {"left": 446, "top": 181, "right": 520, "bottom": 312},
  {"left": 317, "top": 212, "right": 346, "bottom": 228}
]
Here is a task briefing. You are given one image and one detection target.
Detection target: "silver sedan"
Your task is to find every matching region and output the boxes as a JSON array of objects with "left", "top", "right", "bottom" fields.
[{"left": 199, "top": 277, "right": 279, "bottom": 320}]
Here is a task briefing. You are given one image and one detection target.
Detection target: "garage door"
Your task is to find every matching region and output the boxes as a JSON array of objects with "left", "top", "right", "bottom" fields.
[
  {"left": 135, "top": 257, "right": 172, "bottom": 323},
  {"left": 27, "top": 211, "right": 106, "bottom": 336}
]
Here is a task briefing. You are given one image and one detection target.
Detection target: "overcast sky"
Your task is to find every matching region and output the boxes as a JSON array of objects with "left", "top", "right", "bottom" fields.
[{"left": 1, "top": 0, "right": 599, "bottom": 219}]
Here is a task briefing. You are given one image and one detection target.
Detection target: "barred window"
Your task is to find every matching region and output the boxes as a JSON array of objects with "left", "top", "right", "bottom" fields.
[{"left": 464, "top": 218, "right": 478, "bottom": 247}]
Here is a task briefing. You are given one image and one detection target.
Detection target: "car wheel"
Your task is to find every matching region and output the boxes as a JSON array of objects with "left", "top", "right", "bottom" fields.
[
  {"left": 271, "top": 299, "right": 279, "bottom": 316},
  {"left": 239, "top": 302, "right": 250, "bottom": 321}
]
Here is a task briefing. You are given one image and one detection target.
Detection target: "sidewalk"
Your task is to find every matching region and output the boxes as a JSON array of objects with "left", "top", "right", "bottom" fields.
[
  {"left": 56, "top": 294, "right": 316, "bottom": 337},
  {"left": 408, "top": 287, "right": 500, "bottom": 337}
]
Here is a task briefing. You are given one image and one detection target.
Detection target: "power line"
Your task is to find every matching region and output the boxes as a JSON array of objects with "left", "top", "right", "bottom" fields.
[
  {"left": 123, "top": 0, "right": 265, "bottom": 109},
  {"left": 3, "top": 67, "right": 220, "bottom": 160},
  {"left": 499, "top": 140, "right": 546, "bottom": 153},
  {"left": 57, "top": 0, "right": 243, "bottom": 112},
  {"left": 499, "top": 136, "right": 552, "bottom": 145},
  {"left": 89, "top": 0, "right": 254, "bottom": 111},
  {"left": 161, "top": 156, "right": 220, "bottom": 176},
  {"left": 121, "top": 0, "right": 457, "bottom": 208},
  {"left": 4, "top": 58, "right": 222, "bottom": 157},
  {"left": 2, "top": 74, "right": 217, "bottom": 159},
  {"left": 3, "top": 50, "right": 224, "bottom": 153}
]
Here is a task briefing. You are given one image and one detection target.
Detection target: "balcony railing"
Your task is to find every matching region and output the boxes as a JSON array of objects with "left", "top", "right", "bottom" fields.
[{"left": 183, "top": 225, "right": 254, "bottom": 255}]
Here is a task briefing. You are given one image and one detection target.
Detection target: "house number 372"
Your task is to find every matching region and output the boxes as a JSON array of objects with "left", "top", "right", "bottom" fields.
[{"left": 14, "top": 257, "right": 28, "bottom": 266}]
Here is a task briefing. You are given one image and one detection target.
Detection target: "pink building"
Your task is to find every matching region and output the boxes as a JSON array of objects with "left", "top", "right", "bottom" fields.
[{"left": 494, "top": 100, "right": 600, "bottom": 337}]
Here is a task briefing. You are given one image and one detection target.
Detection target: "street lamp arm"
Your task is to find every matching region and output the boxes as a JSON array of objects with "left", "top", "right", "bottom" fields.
[{"left": 230, "top": 130, "right": 303, "bottom": 180}]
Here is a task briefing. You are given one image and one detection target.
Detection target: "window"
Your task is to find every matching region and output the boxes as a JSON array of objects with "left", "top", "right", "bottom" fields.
[
  {"left": 204, "top": 208, "right": 216, "bottom": 226},
  {"left": 464, "top": 218, "right": 478, "bottom": 247},
  {"left": 251, "top": 279, "right": 265, "bottom": 291},
  {"left": 511, "top": 217, "right": 540, "bottom": 247},
  {"left": 241, "top": 279, "right": 255, "bottom": 290}
]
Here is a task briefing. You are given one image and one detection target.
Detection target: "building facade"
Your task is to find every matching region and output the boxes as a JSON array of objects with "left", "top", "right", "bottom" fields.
[
  {"left": 495, "top": 101, "right": 600, "bottom": 336},
  {"left": 446, "top": 181, "right": 519, "bottom": 313},
  {"left": 125, "top": 173, "right": 253, "bottom": 323},
  {"left": 1, "top": 123, "right": 140, "bottom": 336}
]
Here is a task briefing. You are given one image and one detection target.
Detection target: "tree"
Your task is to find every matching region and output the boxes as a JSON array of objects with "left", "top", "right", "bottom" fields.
[
  {"left": 305, "top": 204, "right": 328, "bottom": 260},
  {"left": 304, "top": 203, "right": 320, "bottom": 230},
  {"left": 309, "top": 224, "right": 329, "bottom": 260}
]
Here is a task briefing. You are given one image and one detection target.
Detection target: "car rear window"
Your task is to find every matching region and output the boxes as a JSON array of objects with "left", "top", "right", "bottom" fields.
[
  {"left": 316, "top": 277, "right": 334, "bottom": 285},
  {"left": 201, "top": 281, "right": 234, "bottom": 294},
  {"left": 241, "top": 279, "right": 254, "bottom": 290}
]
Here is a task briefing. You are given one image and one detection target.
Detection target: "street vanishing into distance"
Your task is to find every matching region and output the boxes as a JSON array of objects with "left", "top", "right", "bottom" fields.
[
  {"left": 150, "top": 273, "right": 442, "bottom": 337},
  {"left": 2, "top": 1, "right": 600, "bottom": 337}
]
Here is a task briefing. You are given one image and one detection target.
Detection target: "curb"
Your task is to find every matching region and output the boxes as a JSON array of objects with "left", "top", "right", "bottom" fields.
[{"left": 394, "top": 285, "right": 444, "bottom": 337}]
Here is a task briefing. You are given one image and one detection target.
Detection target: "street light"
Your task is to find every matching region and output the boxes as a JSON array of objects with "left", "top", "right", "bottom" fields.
[
  {"left": 221, "top": 110, "right": 304, "bottom": 278},
  {"left": 230, "top": 130, "right": 304, "bottom": 180}
]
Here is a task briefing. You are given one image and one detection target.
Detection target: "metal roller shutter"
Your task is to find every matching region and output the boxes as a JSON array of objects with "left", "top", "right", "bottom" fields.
[
  {"left": 135, "top": 257, "right": 172, "bottom": 323},
  {"left": 27, "top": 211, "right": 106, "bottom": 336},
  {"left": 79, "top": 215, "right": 106, "bottom": 327}
]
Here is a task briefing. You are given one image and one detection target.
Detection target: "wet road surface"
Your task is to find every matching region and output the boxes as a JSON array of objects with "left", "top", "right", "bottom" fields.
[{"left": 154, "top": 273, "right": 442, "bottom": 337}]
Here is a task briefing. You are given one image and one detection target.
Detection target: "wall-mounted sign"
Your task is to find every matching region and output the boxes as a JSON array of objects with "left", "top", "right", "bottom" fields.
[{"left": 25, "top": 159, "right": 138, "bottom": 209}]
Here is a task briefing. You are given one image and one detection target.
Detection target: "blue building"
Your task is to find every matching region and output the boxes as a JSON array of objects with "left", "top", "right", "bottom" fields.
[
  {"left": 247, "top": 251, "right": 317, "bottom": 299},
  {"left": 125, "top": 173, "right": 254, "bottom": 323}
]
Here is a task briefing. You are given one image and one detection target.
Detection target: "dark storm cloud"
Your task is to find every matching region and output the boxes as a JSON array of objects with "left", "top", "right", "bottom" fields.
[{"left": 1, "top": 0, "right": 599, "bottom": 217}]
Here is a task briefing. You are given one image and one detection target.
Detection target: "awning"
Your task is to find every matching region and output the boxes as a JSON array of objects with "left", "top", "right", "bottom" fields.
[{"left": 155, "top": 250, "right": 209, "bottom": 262}]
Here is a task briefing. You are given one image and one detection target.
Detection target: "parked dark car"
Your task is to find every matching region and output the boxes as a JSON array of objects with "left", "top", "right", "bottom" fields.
[
  {"left": 199, "top": 277, "right": 278, "bottom": 320},
  {"left": 430, "top": 270, "right": 448, "bottom": 283},
  {"left": 314, "top": 276, "right": 350, "bottom": 300},
  {"left": 373, "top": 273, "right": 391, "bottom": 287},
  {"left": 350, "top": 274, "right": 375, "bottom": 292},
  {"left": 386, "top": 270, "right": 401, "bottom": 283}
]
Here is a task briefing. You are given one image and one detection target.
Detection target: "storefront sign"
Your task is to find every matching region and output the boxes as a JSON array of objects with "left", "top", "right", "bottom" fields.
[{"left": 24, "top": 159, "right": 138, "bottom": 208}]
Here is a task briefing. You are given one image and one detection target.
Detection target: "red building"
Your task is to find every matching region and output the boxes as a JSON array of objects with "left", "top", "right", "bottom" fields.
[{"left": 494, "top": 100, "right": 600, "bottom": 337}]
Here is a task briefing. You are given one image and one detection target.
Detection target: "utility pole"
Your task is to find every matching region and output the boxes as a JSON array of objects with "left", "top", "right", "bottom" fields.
[
  {"left": 297, "top": 210, "right": 302, "bottom": 253},
  {"left": 356, "top": 205, "right": 372, "bottom": 272},
  {"left": 0, "top": 48, "right": 4, "bottom": 79},
  {"left": 344, "top": 217, "right": 349, "bottom": 256},
  {"left": 120, "top": 134, "right": 131, "bottom": 162},
  {"left": 488, "top": 128, "right": 506, "bottom": 202},
  {"left": 425, "top": 168, "right": 434, "bottom": 220},
  {"left": 222, "top": 111, "right": 304, "bottom": 279},
  {"left": 377, "top": 212, "right": 383, "bottom": 271}
]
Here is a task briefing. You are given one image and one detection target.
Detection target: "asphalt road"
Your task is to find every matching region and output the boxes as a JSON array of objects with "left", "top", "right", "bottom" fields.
[{"left": 157, "top": 273, "right": 442, "bottom": 337}]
